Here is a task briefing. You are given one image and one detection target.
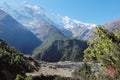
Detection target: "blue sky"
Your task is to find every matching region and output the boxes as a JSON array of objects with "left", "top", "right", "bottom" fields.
[{"left": 4, "top": 0, "right": 120, "bottom": 24}]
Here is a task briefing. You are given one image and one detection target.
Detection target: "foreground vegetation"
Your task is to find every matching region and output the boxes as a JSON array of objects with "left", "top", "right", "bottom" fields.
[
  {"left": 0, "top": 39, "right": 38, "bottom": 80},
  {"left": 0, "top": 39, "right": 74, "bottom": 80},
  {"left": 15, "top": 74, "right": 74, "bottom": 80},
  {"left": 76, "top": 25, "right": 120, "bottom": 80}
]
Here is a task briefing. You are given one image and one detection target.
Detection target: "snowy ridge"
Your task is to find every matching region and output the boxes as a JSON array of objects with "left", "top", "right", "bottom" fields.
[
  {"left": 0, "top": 0, "right": 96, "bottom": 39},
  {"left": 61, "top": 16, "right": 96, "bottom": 29}
]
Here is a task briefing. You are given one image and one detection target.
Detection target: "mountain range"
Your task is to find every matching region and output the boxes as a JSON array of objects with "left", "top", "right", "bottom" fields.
[
  {"left": 0, "top": 1, "right": 96, "bottom": 40},
  {"left": 0, "top": 0, "right": 120, "bottom": 62}
]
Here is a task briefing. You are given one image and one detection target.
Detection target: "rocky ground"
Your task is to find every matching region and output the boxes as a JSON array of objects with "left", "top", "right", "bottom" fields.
[{"left": 26, "top": 61, "right": 84, "bottom": 78}]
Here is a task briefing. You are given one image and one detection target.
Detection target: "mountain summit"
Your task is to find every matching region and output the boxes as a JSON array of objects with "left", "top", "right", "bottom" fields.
[{"left": 0, "top": 1, "right": 96, "bottom": 40}]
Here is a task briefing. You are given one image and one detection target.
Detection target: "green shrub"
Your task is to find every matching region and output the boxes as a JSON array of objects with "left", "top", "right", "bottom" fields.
[
  {"left": 25, "top": 76, "right": 33, "bottom": 80},
  {"left": 15, "top": 74, "right": 24, "bottom": 80}
]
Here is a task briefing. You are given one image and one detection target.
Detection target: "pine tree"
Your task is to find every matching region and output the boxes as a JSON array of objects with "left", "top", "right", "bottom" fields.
[{"left": 84, "top": 25, "right": 120, "bottom": 79}]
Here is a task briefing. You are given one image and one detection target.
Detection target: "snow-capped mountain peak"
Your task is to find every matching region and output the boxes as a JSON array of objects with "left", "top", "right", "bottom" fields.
[
  {"left": 0, "top": 0, "right": 96, "bottom": 39},
  {"left": 61, "top": 16, "right": 96, "bottom": 29}
]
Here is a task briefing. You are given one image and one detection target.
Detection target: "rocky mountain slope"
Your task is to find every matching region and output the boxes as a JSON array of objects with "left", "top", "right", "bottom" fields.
[
  {"left": 105, "top": 19, "right": 120, "bottom": 31},
  {"left": 0, "top": 9, "right": 41, "bottom": 55},
  {"left": 0, "top": 1, "right": 65, "bottom": 41},
  {"left": 50, "top": 15, "right": 96, "bottom": 38},
  {"left": 33, "top": 39, "right": 88, "bottom": 62},
  {"left": 83, "top": 19, "right": 120, "bottom": 40}
]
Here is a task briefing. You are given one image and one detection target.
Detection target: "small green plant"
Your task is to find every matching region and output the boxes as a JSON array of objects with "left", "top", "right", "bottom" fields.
[{"left": 15, "top": 74, "right": 24, "bottom": 80}]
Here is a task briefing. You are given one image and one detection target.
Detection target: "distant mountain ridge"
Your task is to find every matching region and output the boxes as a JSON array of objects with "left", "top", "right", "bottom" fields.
[
  {"left": 50, "top": 15, "right": 96, "bottom": 38},
  {"left": 0, "top": 1, "right": 96, "bottom": 40},
  {"left": 80, "top": 19, "right": 120, "bottom": 40},
  {"left": 0, "top": 9, "right": 41, "bottom": 55},
  {"left": 105, "top": 19, "right": 120, "bottom": 31},
  {"left": 0, "top": 1, "right": 59, "bottom": 41}
]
